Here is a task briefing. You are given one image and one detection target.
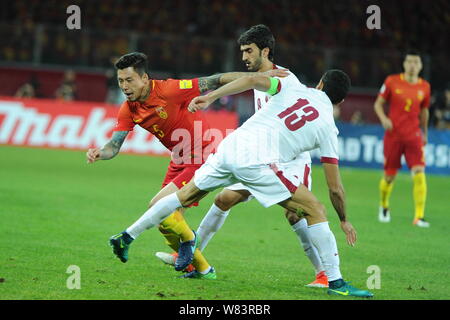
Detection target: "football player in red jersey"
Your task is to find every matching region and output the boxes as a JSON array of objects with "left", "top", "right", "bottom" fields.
[
  {"left": 86, "top": 52, "right": 287, "bottom": 275},
  {"left": 374, "top": 50, "right": 431, "bottom": 227}
]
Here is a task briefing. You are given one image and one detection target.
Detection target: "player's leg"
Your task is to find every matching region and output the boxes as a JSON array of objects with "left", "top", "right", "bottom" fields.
[
  {"left": 379, "top": 172, "right": 396, "bottom": 222},
  {"left": 279, "top": 186, "right": 372, "bottom": 297},
  {"left": 174, "top": 163, "right": 239, "bottom": 274},
  {"left": 109, "top": 178, "right": 209, "bottom": 263},
  {"left": 155, "top": 167, "right": 213, "bottom": 272},
  {"left": 109, "top": 153, "right": 234, "bottom": 268},
  {"left": 151, "top": 183, "right": 195, "bottom": 244},
  {"left": 109, "top": 180, "right": 186, "bottom": 264},
  {"left": 411, "top": 166, "right": 428, "bottom": 226},
  {"left": 232, "top": 165, "right": 371, "bottom": 297},
  {"left": 379, "top": 135, "right": 402, "bottom": 222},
  {"left": 159, "top": 187, "right": 249, "bottom": 270},
  {"left": 197, "top": 188, "right": 250, "bottom": 251},
  {"left": 286, "top": 211, "right": 327, "bottom": 288},
  {"left": 279, "top": 161, "right": 327, "bottom": 287},
  {"left": 405, "top": 139, "right": 429, "bottom": 227}
]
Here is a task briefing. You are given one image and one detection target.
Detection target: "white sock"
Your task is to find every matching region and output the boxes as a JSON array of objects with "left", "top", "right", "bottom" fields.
[
  {"left": 199, "top": 266, "right": 212, "bottom": 275},
  {"left": 292, "top": 219, "right": 324, "bottom": 275},
  {"left": 197, "top": 203, "right": 230, "bottom": 251},
  {"left": 126, "top": 193, "right": 182, "bottom": 240},
  {"left": 307, "top": 222, "right": 342, "bottom": 282}
]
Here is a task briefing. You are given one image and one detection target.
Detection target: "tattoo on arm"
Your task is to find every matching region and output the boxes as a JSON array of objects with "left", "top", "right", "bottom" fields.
[
  {"left": 100, "top": 131, "right": 128, "bottom": 160},
  {"left": 198, "top": 74, "right": 223, "bottom": 93}
]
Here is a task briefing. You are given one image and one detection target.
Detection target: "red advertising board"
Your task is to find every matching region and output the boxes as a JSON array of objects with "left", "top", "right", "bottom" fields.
[{"left": 0, "top": 97, "right": 238, "bottom": 155}]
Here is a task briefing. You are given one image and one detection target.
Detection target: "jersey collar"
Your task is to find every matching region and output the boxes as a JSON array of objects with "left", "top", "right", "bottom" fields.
[{"left": 400, "top": 73, "right": 422, "bottom": 85}]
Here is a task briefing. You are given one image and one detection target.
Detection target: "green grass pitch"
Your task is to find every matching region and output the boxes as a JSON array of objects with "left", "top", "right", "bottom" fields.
[{"left": 1, "top": 145, "right": 449, "bottom": 300}]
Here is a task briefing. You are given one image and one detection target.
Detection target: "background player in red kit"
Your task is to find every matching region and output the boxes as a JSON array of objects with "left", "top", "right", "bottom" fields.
[
  {"left": 86, "top": 52, "right": 286, "bottom": 275},
  {"left": 374, "top": 50, "right": 431, "bottom": 227}
]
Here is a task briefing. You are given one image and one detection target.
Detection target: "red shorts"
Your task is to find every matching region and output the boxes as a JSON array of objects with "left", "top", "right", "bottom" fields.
[
  {"left": 383, "top": 134, "right": 425, "bottom": 175},
  {"left": 161, "top": 161, "right": 201, "bottom": 207},
  {"left": 161, "top": 161, "right": 201, "bottom": 189}
]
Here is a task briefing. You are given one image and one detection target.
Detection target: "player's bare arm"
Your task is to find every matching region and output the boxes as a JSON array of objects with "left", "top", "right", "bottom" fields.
[
  {"left": 419, "top": 108, "right": 429, "bottom": 144},
  {"left": 197, "top": 69, "right": 288, "bottom": 93},
  {"left": 374, "top": 96, "right": 393, "bottom": 130},
  {"left": 189, "top": 75, "right": 273, "bottom": 112},
  {"left": 322, "top": 163, "right": 357, "bottom": 246},
  {"left": 86, "top": 131, "right": 128, "bottom": 163}
]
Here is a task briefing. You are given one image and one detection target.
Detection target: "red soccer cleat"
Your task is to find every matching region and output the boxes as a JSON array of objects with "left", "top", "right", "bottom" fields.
[
  {"left": 305, "top": 271, "right": 329, "bottom": 288},
  {"left": 155, "top": 252, "right": 195, "bottom": 272}
]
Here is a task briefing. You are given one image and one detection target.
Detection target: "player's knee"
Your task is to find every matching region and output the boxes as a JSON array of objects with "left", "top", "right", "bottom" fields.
[
  {"left": 215, "top": 191, "right": 242, "bottom": 211},
  {"left": 177, "top": 183, "right": 207, "bottom": 207},
  {"left": 158, "top": 224, "right": 168, "bottom": 234},
  {"left": 411, "top": 166, "right": 425, "bottom": 175},
  {"left": 384, "top": 171, "right": 397, "bottom": 183},
  {"left": 285, "top": 209, "right": 301, "bottom": 225},
  {"left": 310, "top": 201, "right": 326, "bottom": 220},
  {"left": 385, "top": 176, "right": 395, "bottom": 183},
  {"left": 148, "top": 199, "right": 155, "bottom": 209}
]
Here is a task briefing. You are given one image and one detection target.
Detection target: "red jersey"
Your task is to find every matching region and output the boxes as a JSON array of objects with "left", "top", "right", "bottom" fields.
[
  {"left": 114, "top": 78, "right": 212, "bottom": 166},
  {"left": 378, "top": 73, "right": 431, "bottom": 140}
]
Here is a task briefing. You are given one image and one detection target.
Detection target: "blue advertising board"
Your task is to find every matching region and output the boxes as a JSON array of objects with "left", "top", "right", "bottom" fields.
[{"left": 310, "top": 123, "right": 450, "bottom": 175}]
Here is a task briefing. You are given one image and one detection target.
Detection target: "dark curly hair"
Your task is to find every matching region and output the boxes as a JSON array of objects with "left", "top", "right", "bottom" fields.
[{"left": 237, "top": 24, "right": 275, "bottom": 62}]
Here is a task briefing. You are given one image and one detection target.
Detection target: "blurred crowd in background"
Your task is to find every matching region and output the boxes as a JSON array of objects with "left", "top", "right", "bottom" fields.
[{"left": 1, "top": 0, "right": 449, "bottom": 128}]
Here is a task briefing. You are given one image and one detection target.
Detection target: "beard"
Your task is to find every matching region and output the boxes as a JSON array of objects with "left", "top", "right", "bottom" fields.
[{"left": 246, "top": 57, "right": 262, "bottom": 72}]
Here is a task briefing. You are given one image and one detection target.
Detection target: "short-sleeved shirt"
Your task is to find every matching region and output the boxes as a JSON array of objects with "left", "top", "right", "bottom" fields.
[
  {"left": 378, "top": 73, "right": 431, "bottom": 140},
  {"left": 114, "top": 79, "right": 212, "bottom": 166},
  {"left": 216, "top": 75, "right": 339, "bottom": 168},
  {"left": 253, "top": 64, "right": 312, "bottom": 165}
]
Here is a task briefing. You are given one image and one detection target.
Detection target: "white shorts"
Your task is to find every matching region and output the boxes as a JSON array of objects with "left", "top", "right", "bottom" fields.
[
  {"left": 225, "top": 157, "right": 312, "bottom": 203},
  {"left": 194, "top": 154, "right": 309, "bottom": 208}
]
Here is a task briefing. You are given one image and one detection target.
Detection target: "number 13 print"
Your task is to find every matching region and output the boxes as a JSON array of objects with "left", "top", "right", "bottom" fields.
[{"left": 277, "top": 98, "right": 319, "bottom": 131}]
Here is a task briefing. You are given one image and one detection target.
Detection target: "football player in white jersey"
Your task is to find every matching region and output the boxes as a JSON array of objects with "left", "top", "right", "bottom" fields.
[
  {"left": 156, "top": 24, "right": 328, "bottom": 288},
  {"left": 112, "top": 69, "right": 374, "bottom": 298}
]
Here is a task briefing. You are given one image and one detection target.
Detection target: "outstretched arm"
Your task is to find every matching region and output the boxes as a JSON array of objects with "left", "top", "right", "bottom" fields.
[
  {"left": 197, "top": 69, "right": 288, "bottom": 93},
  {"left": 322, "top": 162, "right": 357, "bottom": 246},
  {"left": 189, "top": 75, "right": 277, "bottom": 112},
  {"left": 86, "top": 131, "right": 129, "bottom": 163}
]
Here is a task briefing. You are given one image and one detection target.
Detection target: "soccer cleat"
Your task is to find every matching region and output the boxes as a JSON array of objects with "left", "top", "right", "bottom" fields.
[
  {"left": 179, "top": 267, "right": 217, "bottom": 280},
  {"left": 305, "top": 271, "right": 329, "bottom": 288},
  {"left": 155, "top": 252, "right": 177, "bottom": 265},
  {"left": 328, "top": 280, "right": 374, "bottom": 298},
  {"left": 109, "top": 231, "right": 133, "bottom": 263},
  {"left": 413, "top": 218, "right": 430, "bottom": 228},
  {"left": 155, "top": 252, "right": 195, "bottom": 272},
  {"left": 175, "top": 230, "right": 199, "bottom": 271},
  {"left": 378, "top": 207, "right": 391, "bottom": 223}
]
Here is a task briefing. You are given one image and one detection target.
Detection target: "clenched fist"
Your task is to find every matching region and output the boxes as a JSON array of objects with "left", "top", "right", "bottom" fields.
[{"left": 86, "top": 148, "right": 101, "bottom": 163}]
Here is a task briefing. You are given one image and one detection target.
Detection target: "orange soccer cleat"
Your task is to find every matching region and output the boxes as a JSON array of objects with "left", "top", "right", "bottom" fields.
[
  {"left": 155, "top": 252, "right": 195, "bottom": 272},
  {"left": 305, "top": 271, "right": 329, "bottom": 288}
]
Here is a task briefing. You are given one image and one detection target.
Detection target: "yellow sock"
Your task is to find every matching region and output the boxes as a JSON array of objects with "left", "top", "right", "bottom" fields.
[
  {"left": 192, "top": 249, "right": 211, "bottom": 273},
  {"left": 158, "top": 225, "right": 180, "bottom": 251},
  {"left": 379, "top": 178, "right": 394, "bottom": 209},
  {"left": 159, "top": 212, "right": 211, "bottom": 273},
  {"left": 159, "top": 210, "right": 194, "bottom": 242},
  {"left": 413, "top": 172, "right": 427, "bottom": 220}
]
